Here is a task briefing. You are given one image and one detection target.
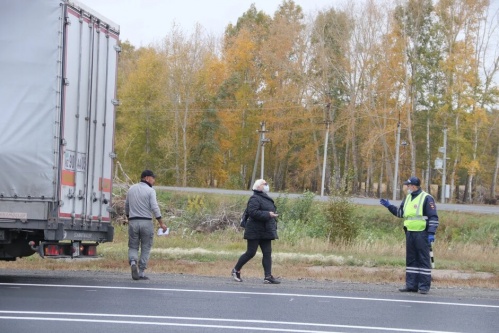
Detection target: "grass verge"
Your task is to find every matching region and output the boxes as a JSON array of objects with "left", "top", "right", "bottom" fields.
[{"left": 1, "top": 190, "right": 497, "bottom": 289}]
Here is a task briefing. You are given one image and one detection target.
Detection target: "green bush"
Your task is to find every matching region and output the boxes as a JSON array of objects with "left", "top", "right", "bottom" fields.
[
  {"left": 275, "top": 192, "right": 328, "bottom": 243},
  {"left": 280, "top": 191, "right": 316, "bottom": 223},
  {"left": 437, "top": 213, "right": 499, "bottom": 246},
  {"left": 324, "top": 194, "right": 358, "bottom": 243},
  {"left": 277, "top": 191, "right": 358, "bottom": 244},
  {"left": 150, "top": 190, "right": 498, "bottom": 249}
]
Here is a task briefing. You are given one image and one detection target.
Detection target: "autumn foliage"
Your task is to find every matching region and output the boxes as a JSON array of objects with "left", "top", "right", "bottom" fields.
[{"left": 115, "top": 0, "right": 499, "bottom": 204}]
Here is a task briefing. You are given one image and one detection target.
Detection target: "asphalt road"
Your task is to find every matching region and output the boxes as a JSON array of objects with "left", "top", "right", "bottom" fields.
[
  {"left": 0, "top": 270, "right": 498, "bottom": 333},
  {"left": 157, "top": 186, "right": 499, "bottom": 215}
]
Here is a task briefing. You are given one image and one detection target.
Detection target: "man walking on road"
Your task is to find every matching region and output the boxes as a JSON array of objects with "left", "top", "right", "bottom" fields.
[
  {"left": 380, "top": 176, "right": 439, "bottom": 294},
  {"left": 125, "top": 170, "right": 167, "bottom": 280}
]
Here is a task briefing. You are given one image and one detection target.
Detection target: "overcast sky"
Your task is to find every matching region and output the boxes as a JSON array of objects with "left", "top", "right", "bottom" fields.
[{"left": 79, "top": 0, "right": 340, "bottom": 46}]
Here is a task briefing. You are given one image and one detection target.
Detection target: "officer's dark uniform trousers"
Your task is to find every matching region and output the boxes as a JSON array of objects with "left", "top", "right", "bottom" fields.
[{"left": 405, "top": 230, "right": 432, "bottom": 290}]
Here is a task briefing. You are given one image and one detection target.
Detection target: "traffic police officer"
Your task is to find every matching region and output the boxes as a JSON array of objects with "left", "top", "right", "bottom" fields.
[{"left": 380, "top": 176, "right": 439, "bottom": 294}]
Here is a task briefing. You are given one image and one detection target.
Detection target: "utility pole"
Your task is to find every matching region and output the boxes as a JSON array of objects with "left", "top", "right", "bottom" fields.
[
  {"left": 321, "top": 103, "right": 332, "bottom": 197},
  {"left": 393, "top": 120, "right": 401, "bottom": 201},
  {"left": 250, "top": 122, "right": 268, "bottom": 188},
  {"left": 441, "top": 127, "right": 448, "bottom": 203},
  {"left": 250, "top": 128, "right": 262, "bottom": 190},
  {"left": 260, "top": 122, "right": 270, "bottom": 179}
]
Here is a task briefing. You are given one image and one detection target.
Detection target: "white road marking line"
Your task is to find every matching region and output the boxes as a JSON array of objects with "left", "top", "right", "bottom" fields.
[
  {"left": 0, "top": 317, "right": 350, "bottom": 333},
  {"left": 0, "top": 282, "right": 497, "bottom": 309},
  {"left": 0, "top": 311, "right": 462, "bottom": 333}
]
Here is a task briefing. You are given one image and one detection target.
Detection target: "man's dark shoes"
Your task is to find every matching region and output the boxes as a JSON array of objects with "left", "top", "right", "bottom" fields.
[
  {"left": 264, "top": 275, "right": 281, "bottom": 284},
  {"left": 231, "top": 268, "right": 242, "bottom": 282},
  {"left": 139, "top": 275, "right": 149, "bottom": 280},
  {"left": 131, "top": 263, "right": 139, "bottom": 280},
  {"left": 399, "top": 287, "right": 417, "bottom": 292},
  {"left": 418, "top": 289, "right": 429, "bottom": 294}
]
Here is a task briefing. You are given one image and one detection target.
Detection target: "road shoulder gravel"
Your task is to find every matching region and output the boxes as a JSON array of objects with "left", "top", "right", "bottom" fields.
[{"left": 1, "top": 268, "right": 497, "bottom": 301}]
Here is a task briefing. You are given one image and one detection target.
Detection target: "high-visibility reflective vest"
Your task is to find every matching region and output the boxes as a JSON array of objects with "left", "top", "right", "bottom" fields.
[{"left": 403, "top": 191, "right": 428, "bottom": 231}]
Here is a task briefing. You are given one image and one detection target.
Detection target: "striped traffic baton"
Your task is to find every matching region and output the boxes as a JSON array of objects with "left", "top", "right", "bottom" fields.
[{"left": 429, "top": 243, "right": 435, "bottom": 268}]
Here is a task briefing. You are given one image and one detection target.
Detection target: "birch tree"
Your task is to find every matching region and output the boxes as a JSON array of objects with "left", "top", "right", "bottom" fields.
[{"left": 161, "top": 24, "right": 211, "bottom": 186}]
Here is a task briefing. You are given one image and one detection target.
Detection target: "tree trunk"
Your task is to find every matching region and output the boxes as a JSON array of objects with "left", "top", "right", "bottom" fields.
[
  {"left": 425, "top": 116, "right": 431, "bottom": 190},
  {"left": 466, "top": 122, "right": 480, "bottom": 203},
  {"left": 491, "top": 144, "right": 499, "bottom": 201},
  {"left": 342, "top": 140, "right": 349, "bottom": 192},
  {"left": 383, "top": 138, "right": 394, "bottom": 197},
  {"left": 182, "top": 95, "right": 190, "bottom": 187},
  {"left": 378, "top": 162, "right": 384, "bottom": 198},
  {"left": 174, "top": 98, "right": 181, "bottom": 185},
  {"left": 450, "top": 115, "right": 460, "bottom": 204}
]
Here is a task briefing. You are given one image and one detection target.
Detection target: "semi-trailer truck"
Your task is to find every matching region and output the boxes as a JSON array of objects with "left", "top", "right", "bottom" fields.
[{"left": 0, "top": 0, "right": 120, "bottom": 260}]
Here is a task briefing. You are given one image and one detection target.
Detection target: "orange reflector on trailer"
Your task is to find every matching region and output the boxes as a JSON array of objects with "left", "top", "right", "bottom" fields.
[
  {"left": 86, "top": 245, "right": 97, "bottom": 256},
  {"left": 44, "top": 244, "right": 59, "bottom": 256}
]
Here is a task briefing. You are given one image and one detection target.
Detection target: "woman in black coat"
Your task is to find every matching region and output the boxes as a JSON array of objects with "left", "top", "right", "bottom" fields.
[{"left": 231, "top": 179, "right": 280, "bottom": 284}]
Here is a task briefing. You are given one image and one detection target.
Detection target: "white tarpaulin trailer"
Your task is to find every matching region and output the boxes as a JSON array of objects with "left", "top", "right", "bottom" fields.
[{"left": 0, "top": 0, "right": 120, "bottom": 260}]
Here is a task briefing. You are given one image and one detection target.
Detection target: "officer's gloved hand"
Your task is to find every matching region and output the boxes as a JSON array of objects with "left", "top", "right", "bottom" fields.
[
  {"left": 428, "top": 234, "right": 435, "bottom": 243},
  {"left": 380, "top": 199, "right": 390, "bottom": 208}
]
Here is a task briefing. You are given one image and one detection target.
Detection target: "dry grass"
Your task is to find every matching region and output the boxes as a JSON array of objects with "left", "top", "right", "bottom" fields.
[
  {"left": 1, "top": 227, "right": 497, "bottom": 289},
  {"left": 2, "top": 191, "right": 497, "bottom": 291},
  {"left": 2, "top": 257, "right": 496, "bottom": 289}
]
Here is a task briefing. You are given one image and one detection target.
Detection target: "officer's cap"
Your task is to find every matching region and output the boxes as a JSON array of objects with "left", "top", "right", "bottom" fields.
[{"left": 403, "top": 176, "right": 420, "bottom": 186}]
